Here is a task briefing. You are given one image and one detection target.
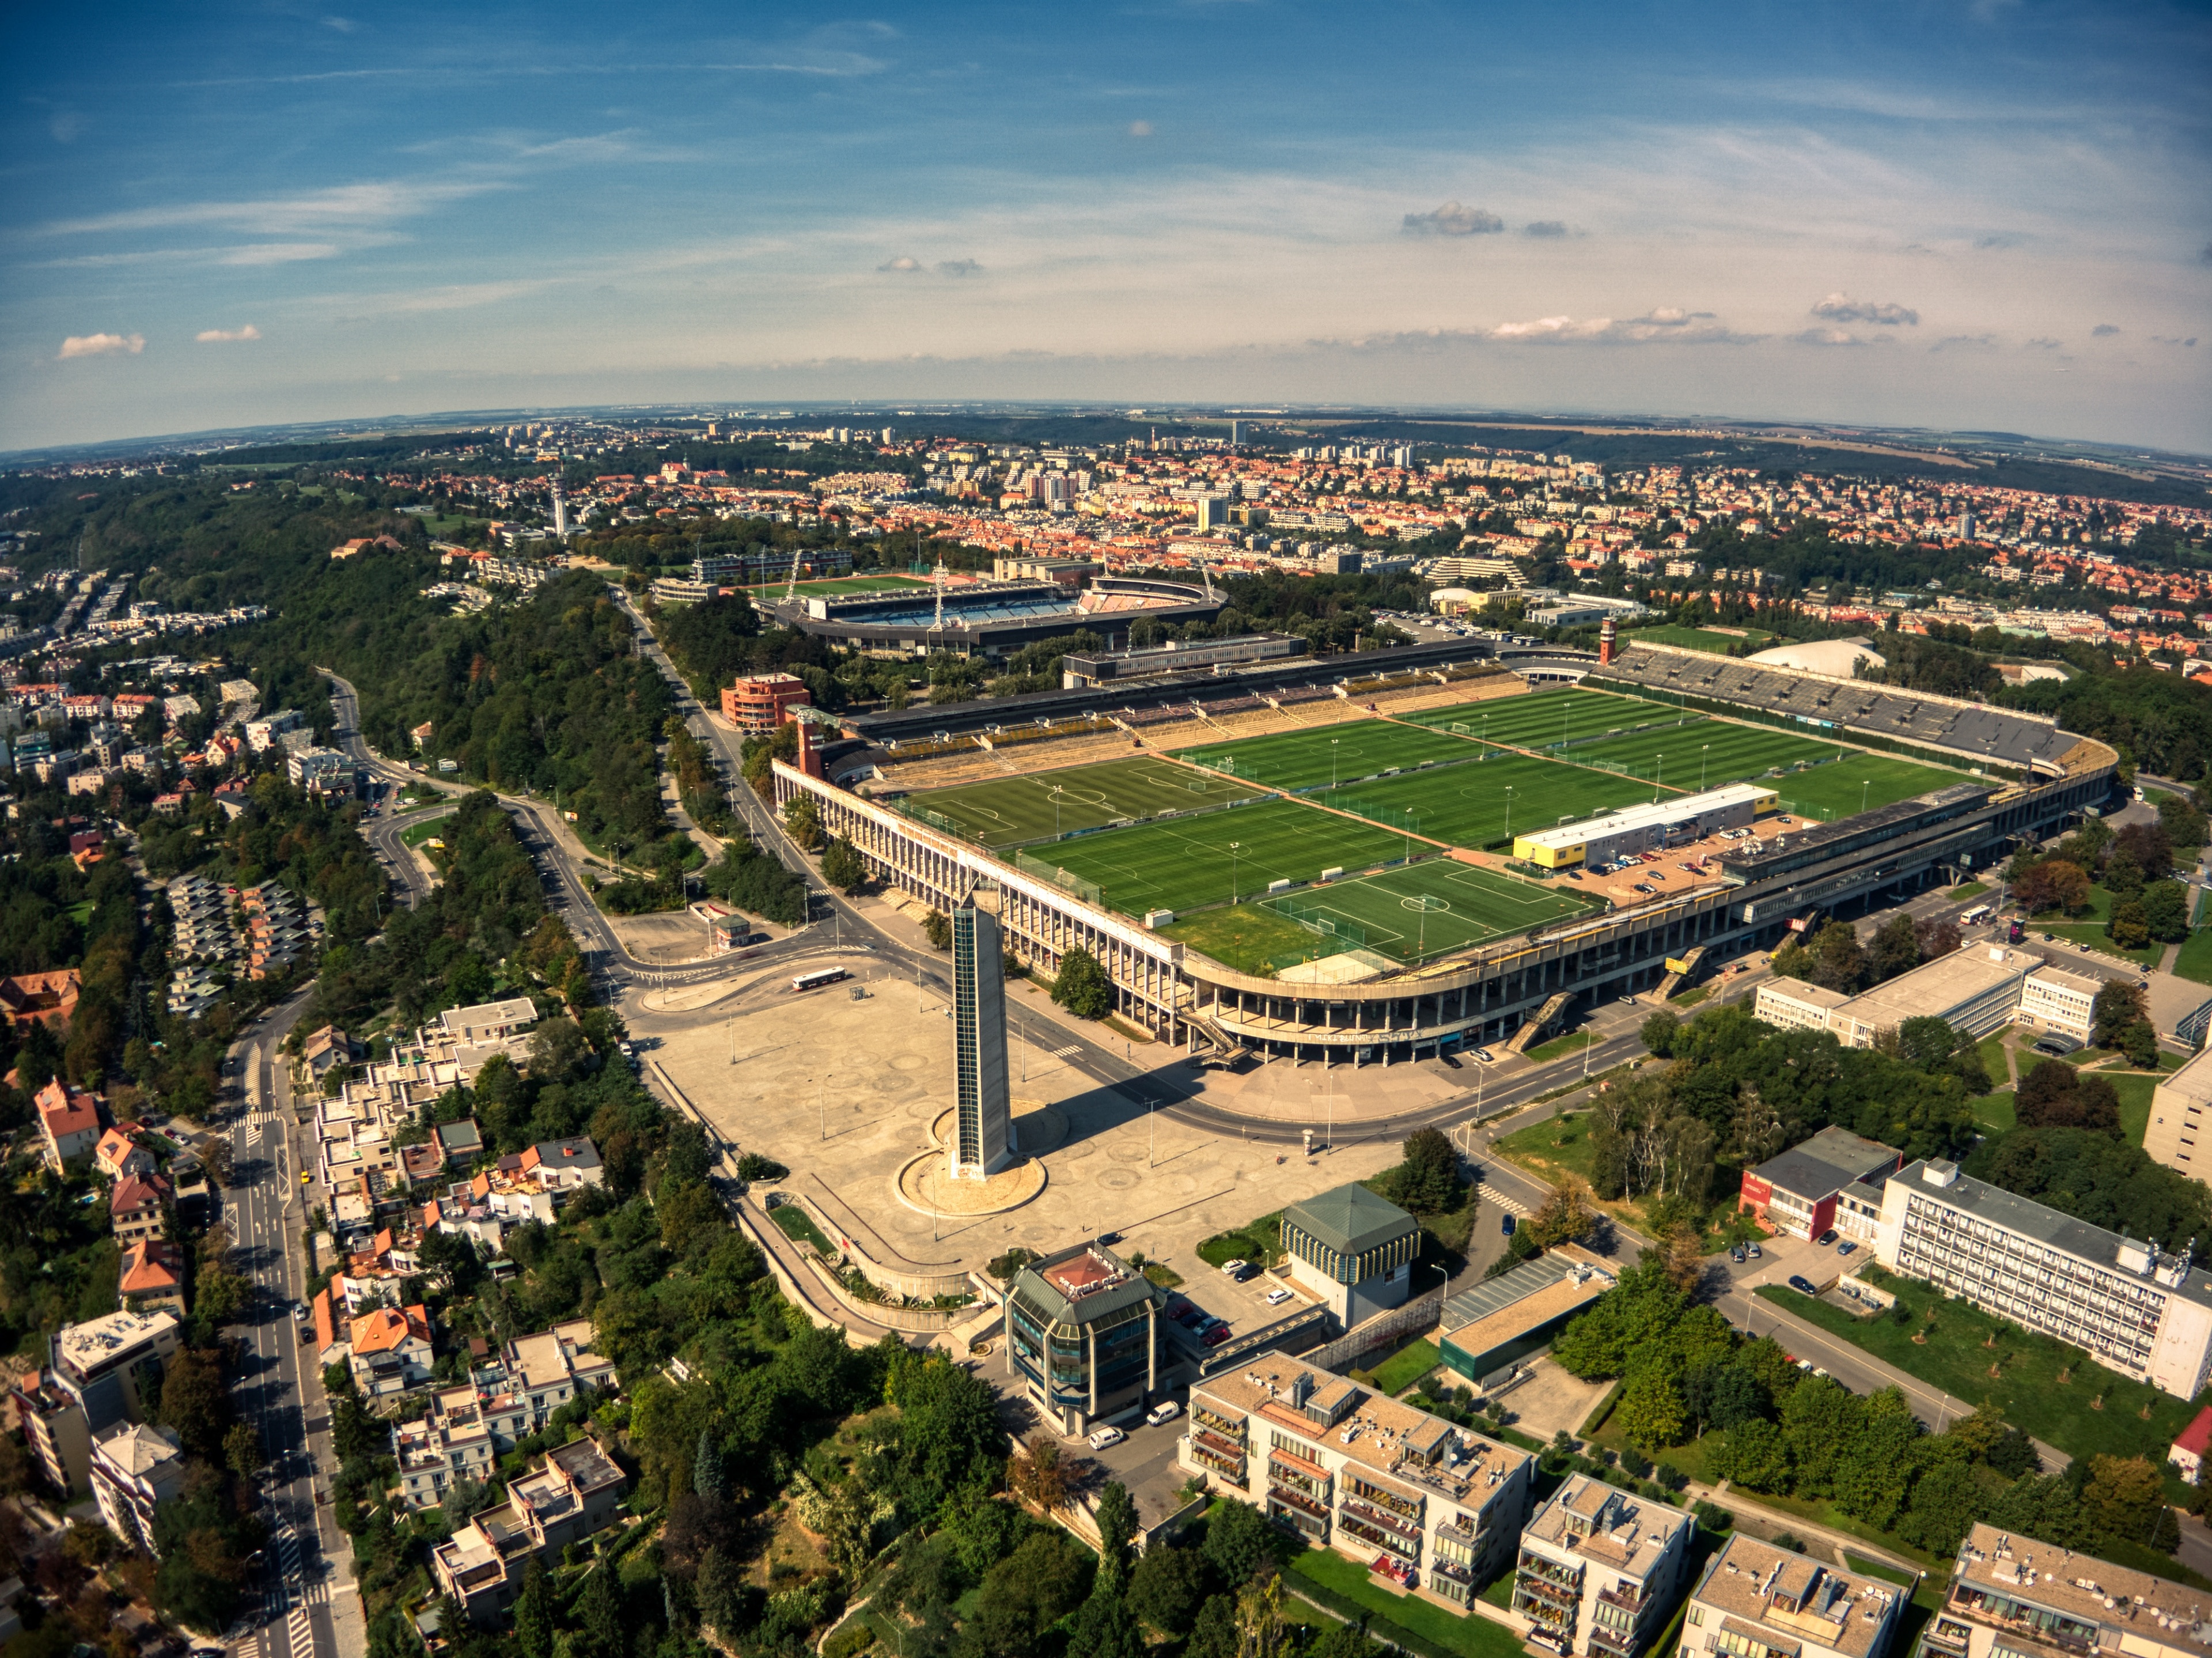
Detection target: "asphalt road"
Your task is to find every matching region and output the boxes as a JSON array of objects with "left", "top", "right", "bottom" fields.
[{"left": 224, "top": 985, "right": 357, "bottom": 1658}]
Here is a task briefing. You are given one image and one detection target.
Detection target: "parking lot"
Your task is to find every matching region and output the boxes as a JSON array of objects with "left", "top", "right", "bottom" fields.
[{"left": 1161, "top": 1258, "right": 1322, "bottom": 1357}]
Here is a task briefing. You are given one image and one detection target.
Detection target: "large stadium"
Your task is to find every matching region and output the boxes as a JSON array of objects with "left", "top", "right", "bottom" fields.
[{"left": 776, "top": 639, "right": 2115, "bottom": 1069}]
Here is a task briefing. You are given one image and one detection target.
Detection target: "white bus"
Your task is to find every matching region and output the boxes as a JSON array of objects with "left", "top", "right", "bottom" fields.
[
  {"left": 790, "top": 967, "right": 851, "bottom": 994},
  {"left": 1960, "top": 905, "right": 1993, "bottom": 926}
]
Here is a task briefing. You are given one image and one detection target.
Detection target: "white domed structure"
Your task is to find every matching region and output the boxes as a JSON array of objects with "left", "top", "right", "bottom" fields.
[{"left": 1746, "top": 637, "right": 1885, "bottom": 677}]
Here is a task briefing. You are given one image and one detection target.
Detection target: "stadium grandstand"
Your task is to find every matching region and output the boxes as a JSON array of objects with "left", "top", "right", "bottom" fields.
[{"left": 769, "top": 574, "right": 1222, "bottom": 657}]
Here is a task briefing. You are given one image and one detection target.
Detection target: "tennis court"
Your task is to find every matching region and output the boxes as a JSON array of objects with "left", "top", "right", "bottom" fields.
[
  {"left": 1319, "top": 751, "right": 1656, "bottom": 850},
  {"left": 1171, "top": 721, "right": 1485, "bottom": 792},
  {"left": 1400, "top": 686, "right": 1674, "bottom": 749},
  {"left": 1036, "top": 800, "right": 1412, "bottom": 917},
  {"left": 904, "top": 756, "right": 1262, "bottom": 845}
]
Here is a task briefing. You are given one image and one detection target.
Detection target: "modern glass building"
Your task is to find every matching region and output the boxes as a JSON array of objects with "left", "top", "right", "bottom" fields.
[
  {"left": 1004, "top": 1242, "right": 1167, "bottom": 1434},
  {"left": 950, "top": 904, "right": 1013, "bottom": 1179}
]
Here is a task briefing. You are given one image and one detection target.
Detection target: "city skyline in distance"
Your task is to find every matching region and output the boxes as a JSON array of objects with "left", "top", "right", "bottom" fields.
[{"left": 3, "top": 2, "right": 2207, "bottom": 456}]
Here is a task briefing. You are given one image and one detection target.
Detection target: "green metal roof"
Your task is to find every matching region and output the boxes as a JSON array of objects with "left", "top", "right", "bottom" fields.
[{"left": 1284, "top": 1183, "right": 1416, "bottom": 1258}]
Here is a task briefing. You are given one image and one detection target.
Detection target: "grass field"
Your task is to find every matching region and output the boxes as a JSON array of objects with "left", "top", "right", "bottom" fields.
[
  {"left": 1320, "top": 750, "right": 1655, "bottom": 848},
  {"left": 905, "top": 756, "right": 1262, "bottom": 845},
  {"left": 1755, "top": 1272, "right": 2200, "bottom": 1467},
  {"left": 1559, "top": 716, "right": 1839, "bottom": 791},
  {"left": 1624, "top": 624, "right": 1784, "bottom": 654},
  {"left": 1036, "top": 798, "right": 1411, "bottom": 916},
  {"left": 1400, "top": 686, "right": 1671, "bottom": 748},
  {"left": 1162, "top": 858, "right": 1602, "bottom": 968},
  {"left": 2176, "top": 926, "right": 2212, "bottom": 986},
  {"left": 1171, "top": 721, "right": 1486, "bottom": 792},
  {"left": 1769, "top": 752, "right": 1969, "bottom": 821},
  {"left": 738, "top": 574, "right": 930, "bottom": 596}
]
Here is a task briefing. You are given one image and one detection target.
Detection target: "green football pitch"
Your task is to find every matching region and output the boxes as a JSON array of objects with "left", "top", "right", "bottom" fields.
[
  {"left": 1028, "top": 800, "right": 1414, "bottom": 917},
  {"left": 904, "top": 756, "right": 1262, "bottom": 845},
  {"left": 1319, "top": 751, "right": 1660, "bottom": 850},
  {"left": 1161, "top": 861, "right": 1604, "bottom": 970},
  {"left": 1170, "top": 721, "right": 1486, "bottom": 792},
  {"left": 1771, "top": 752, "right": 1971, "bottom": 820},
  {"left": 1556, "top": 716, "right": 1839, "bottom": 789},
  {"left": 1399, "top": 687, "right": 1673, "bottom": 748}
]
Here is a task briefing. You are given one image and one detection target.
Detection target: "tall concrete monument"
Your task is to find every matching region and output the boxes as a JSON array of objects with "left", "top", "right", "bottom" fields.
[{"left": 949, "top": 904, "right": 1016, "bottom": 1179}]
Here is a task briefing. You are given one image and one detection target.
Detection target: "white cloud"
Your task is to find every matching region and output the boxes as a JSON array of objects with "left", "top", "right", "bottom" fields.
[
  {"left": 1127, "top": 120, "right": 1154, "bottom": 138},
  {"left": 1931, "top": 334, "right": 1997, "bottom": 351},
  {"left": 40, "top": 180, "right": 488, "bottom": 239},
  {"left": 57, "top": 332, "right": 143, "bottom": 359},
  {"left": 196, "top": 325, "right": 262, "bottom": 343},
  {"left": 1487, "top": 309, "right": 1751, "bottom": 345},
  {"left": 1811, "top": 292, "right": 1919, "bottom": 326},
  {"left": 877, "top": 255, "right": 922, "bottom": 273},
  {"left": 1794, "top": 327, "right": 1877, "bottom": 347},
  {"left": 1403, "top": 201, "right": 1502, "bottom": 236},
  {"left": 221, "top": 243, "right": 344, "bottom": 265},
  {"left": 1521, "top": 220, "right": 1570, "bottom": 237}
]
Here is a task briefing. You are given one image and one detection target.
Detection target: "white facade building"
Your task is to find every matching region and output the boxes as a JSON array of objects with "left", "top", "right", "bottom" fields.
[
  {"left": 88, "top": 1421, "right": 185, "bottom": 1556},
  {"left": 1512, "top": 1474, "right": 1694, "bottom": 1657}
]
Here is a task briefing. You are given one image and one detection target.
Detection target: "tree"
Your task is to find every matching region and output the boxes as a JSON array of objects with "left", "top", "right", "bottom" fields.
[
  {"left": 820, "top": 835, "right": 867, "bottom": 894},
  {"left": 2016, "top": 1060, "right": 2120, "bottom": 1134},
  {"left": 1867, "top": 913, "right": 1921, "bottom": 983},
  {"left": 1066, "top": 1583, "right": 1146, "bottom": 1658},
  {"left": 578, "top": 1558, "right": 624, "bottom": 1658},
  {"left": 692, "top": 1427, "right": 725, "bottom": 1504},
  {"left": 1127, "top": 1545, "right": 1207, "bottom": 1637},
  {"left": 1052, "top": 947, "right": 1113, "bottom": 1019},
  {"left": 783, "top": 792, "right": 823, "bottom": 851},
  {"left": 1387, "top": 1128, "right": 1460, "bottom": 1214},
  {"left": 1202, "top": 1497, "right": 1279, "bottom": 1588},
  {"left": 2158, "top": 793, "right": 2207, "bottom": 850},
  {"left": 1013, "top": 1436, "right": 1070, "bottom": 1512},
  {"left": 1616, "top": 1366, "right": 1687, "bottom": 1453},
  {"left": 1094, "top": 1481, "right": 1137, "bottom": 1584},
  {"left": 1641, "top": 1012, "right": 1679, "bottom": 1058},
  {"left": 158, "top": 1349, "right": 234, "bottom": 1462},
  {"left": 1808, "top": 921, "right": 1867, "bottom": 993},
  {"left": 1715, "top": 1417, "right": 1790, "bottom": 1492},
  {"left": 1896, "top": 1017, "right": 1959, "bottom": 1072},
  {"left": 1187, "top": 1595, "right": 1239, "bottom": 1658},
  {"left": 2109, "top": 898, "right": 2151, "bottom": 951},
  {"left": 513, "top": 1558, "right": 556, "bottom": 1658},
  {"left": 2093, "top": 979, "right": 2152, "bottom": 1050},
  {"left": 695, "top": 1546, "right": 748, "bottom": 1637},
  {"left": 1234, "top": 1574, "right": 1291, "bottom": 1658},
  {"left": 2085, "top": 1455, "right": 2173, "bottom": 1550},
  {"left": 2143, "top": 880, "right": 2191, "bottom": 944},
  {"left": 527, "top": 1016, "right": 589, "bottom": 1082},
  {"left": 922, "top": 909, "right": 951, "bottom": 951},
  {"left": 223, "top": 1423, "right": 261, "bottom": 1481},
  {"left": 2016, "top": 858, "right": 2090, "bottom": 917}
]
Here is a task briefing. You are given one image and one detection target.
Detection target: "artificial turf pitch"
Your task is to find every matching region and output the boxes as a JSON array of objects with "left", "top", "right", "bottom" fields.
[
  {"left": 1029, "top": 800, "right": 1412, "bottom": 917},
  {"left": 904, "top": 756, "right": 1262, "bottom": 845},
  {"left": 1170, "top": 720, "right": 1487, "bottom": 792},
  {"left": 1319, "top": 752, "right": 1659, "bottom": 849},
  {"left": 1398, "top": 687, "right": 1673, "bottom": 748}
]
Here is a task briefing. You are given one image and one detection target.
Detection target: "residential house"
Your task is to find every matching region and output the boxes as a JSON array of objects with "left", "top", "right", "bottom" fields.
[
  {"left": 1511, "top": 1473, "right": 1694, "bottom": 1656},
  {"left": 95, "top": 1127, "right": 154, "bottom": 1182},
  {"left": 431, "top": 1437, "right": 629, "bottom": 1624},
  {"left": 349, "top": 1303, "right": 435, "bottom": 1397},
  {"left": 0, "top": 968, "right": 80, "bottom": 1028},
  {"left": 37, "top": 1078, "right": 103, "bottom": 1173},
  {"left": 434, "top": 1118, "right": 485, "bottom": 1168},
  {"left": 117, "top": 1241, "right": 185, "bottom": 1316},
  {"left": 1684, "top": 1538, "right": 1906, "bottom": 1658},
  {"left": 109, "top": 1172, "right": 172, "bottom": 1247},
  {"left": 393, "top": 1386, "right": 497, "bottom": 1511},
  {"left": 301, "top": 1024, "right": 358, "bottom": 1084},
  {"left": 12, "top": 1311, "right": 183, "bottom": 1495},
  {"left": 88, "top": 1422, "right": 186, "bottom": 1556},
  {"left": 520, "top": 1139, "right": 604, "bottom": 1195}
]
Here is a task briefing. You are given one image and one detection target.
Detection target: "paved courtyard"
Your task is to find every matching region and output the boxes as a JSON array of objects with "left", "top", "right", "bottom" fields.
[{"left": 647, "top": 957, "right": 1405, "bottom": 1286}]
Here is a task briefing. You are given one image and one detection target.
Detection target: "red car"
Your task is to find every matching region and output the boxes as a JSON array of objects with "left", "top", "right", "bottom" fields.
[{"left": 1201, "top": 1325, "right": 1233, "bottom": 1347}]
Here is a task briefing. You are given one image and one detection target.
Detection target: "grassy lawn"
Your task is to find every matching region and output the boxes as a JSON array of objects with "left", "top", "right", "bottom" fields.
[
  {"left": 2113, "top": 1070, "right": 2158, "bottom": 1145},
  {"left": 769, "top": 1203, "right": 834, "bottom": 1254},
  {"left": 1948, "top": 881, "right": 1989, "bottom": 902},
  {"left": 1775, "top": 754, "right": 1971, "bottom": 823},
  {"left": 1039, "top": 798, "right": 1411, "bottom": 918},
  {"left": 1196, "top": 1211, "right": 1282, "bottom": 1269},
  {"left": 1319, "top": 749, "right": 1658, "bottom": 851},
  {"left": 1157, "top": 903, "right": 1321, "bottom": 971},
  {"left": 1400, "top": 687, "right": 1672, "bottom": 748},
  {"left": 1753, "top": 1274, "right": 2200, "bottom": 1466},
  {"left": 1564, "top": 718, "right": 1839, "bottom": 792},
  {"left": 2033, "top": 923, "right": 2165, "bottom": 971},
  {"left": 1975, "top": 1033, "right": 2014, "bottom": 1089},
  {"left": 1671, "top": 985, "right": 1712, "bottom": 1008},
  {"left": 1171, "top": 721, "right": 1503, "bottom": 793},
  {"left": 1366, "top": 1338, "right": 1442, "bottom": 1397},
  {"left": 1287, "top": 1549, "right": 1528, "bottom": 1658},
  {"left": 399, "top": 813, "right": 452, "bottom": 848},
  {"left": 906, "top": 755, "right": 1263, "bottom": 847},
  {"left": 1969, "top": 1091, "right": 2017, "bottom": 1134},
  {"left": 1527, "top": 1029, "right": 1596, "bottom": 1063},
  {"left": 2175, "top": 926, "right": 2212, "bottom": 987},
  {"left": 1622, "top": 624, "right": 1781, "bottom": 654}
]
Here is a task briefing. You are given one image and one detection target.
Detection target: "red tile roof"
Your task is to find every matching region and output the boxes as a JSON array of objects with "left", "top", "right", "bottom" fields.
[{"left": 2175, "top": 1406, "right": 2212, "bottom": 1458}]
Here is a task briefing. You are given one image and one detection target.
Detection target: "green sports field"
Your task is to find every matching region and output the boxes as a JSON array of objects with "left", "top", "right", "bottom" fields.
[
  {"left": 1179, "top": 861, "right": 1603, "bottom": 969},
  {"left": 1319, "top": 751, "right": 1658, "bottom": 849},
  {"left": 738, "top": 574, "right": 931, "bottom": 597},
  {"left": 1769, "top": 752, "right": 1971, "bottom": 820},
  {"left": 1399, "top": 687, "right": 1672, "bottom": 748},
  {"left": 1170, "top": 721, "right": 1484, "bottom": 792},
  {"left": 1557, "top": 716, "right": 1839, "bottom": 790},
  {"left": 1029, "top": 800, "right": 1412, "bottom": 916},
  {"left": 1621, "top": 624, "right": 1786, "bottom": 654},
  {"left": 904, "top": 756, "right": 1262, "bottom": 845}
]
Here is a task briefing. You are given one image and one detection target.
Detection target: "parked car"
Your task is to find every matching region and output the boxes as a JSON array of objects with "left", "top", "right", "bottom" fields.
[
  {"left": 1088, "top": 1426, "right": 1126, "bottom": 1450},
  {"left": 1474, "top": 1047, "right": 1495, "bottom": 1063},
  {"left": 1145, "top": 1400, "right": 1182, "bottom": 1426},
  {"left": 1502, "top": 1213, "right": 1517, "bottom": 1236},
  {"left": 1747, "top": 1241, "right": 1762, "bottom": 1258},
  {"left": 1264, "top": 1286, "right": 1294, "bottom": 1306},
  {"left": 1219, "top": 1259, "right": 1249, "bottom": 1279},
  {"left": 1730, "top": 1247, "right": 1745, "bottom": 1263},
  {"left": 1815, "top": 1229, "right": 1837, "bottom": 1247},
  {"left": 1201, "top": 1325, "right": 1233, "bottom": 1347},
  {"left": 1789, "top": 1275, "right": 1819, "bottom": 1296},
  {"left": 1837, "top": 1240, "right": 1858, "bottom": 1257},
  {"left": 1566, "top": 870, "right": 1584, "bottom": 880}
]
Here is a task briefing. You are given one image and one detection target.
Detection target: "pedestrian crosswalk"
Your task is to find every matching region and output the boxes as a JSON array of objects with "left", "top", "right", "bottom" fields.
[
  {"left": 1049, "top": 1044, "right": 1081, "bottom": 1059},
  {"left": 1482, "top": 1184, "right": 1537, "bottom": 1219},
  {"left": 286, "top": 1607, "right": 315, "bottom": 1658}
]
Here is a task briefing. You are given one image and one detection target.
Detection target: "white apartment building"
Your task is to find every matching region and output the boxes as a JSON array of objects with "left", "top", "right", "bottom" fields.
[
  {"left": 2015, "top": 964, "right": 2100, "bottom": 1047},
  {"left": 1875, "top": 1160, "right": 2212, "bottom": 1398},
  {"left": 393, "top": 1319, "right": 615, "bottom": 1509},
  {"left": 1683, "top": 1536, "right": 1906, "bottom": 1658},
  {"left": 1925, "top": 1523, "right": 2212, "bottom": 1658},
  {"left": 2144, "top": 1044, "right": 2212, "bottom": 1182},
  {"left": 1182, "top": 1362, "right": 1534, "bottom": 1611},
  {"left": 1512, "top": 1474, "right": 1694, "bottom": 1658},
  {"left": 88, "top": 1422, "right": 185, "bottom": 1556},
  {"left": 1752, "top": 979, "right": 1851, "bottom": 1035}
]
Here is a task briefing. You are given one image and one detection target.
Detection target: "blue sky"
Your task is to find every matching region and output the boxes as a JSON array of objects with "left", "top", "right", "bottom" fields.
[{"left": 4, "top": 2, "right": 2208, "bottom": 453}]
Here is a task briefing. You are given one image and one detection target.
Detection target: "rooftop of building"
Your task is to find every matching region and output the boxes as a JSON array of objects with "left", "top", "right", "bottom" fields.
[
  {"left": 440, "top": 997, "right": 538, "bottom": 1036},
  {"left": 54, "top": 1310, "right": 177, "bottom": 1379},
  {"left": 2160, "top": 1048, "right": 2212, "bottom": 1112},
  {"left": 1690, "top": 1534, "right": 1905, "bottom": 1658},
  {"left": 1514, "top": 782, "right": 1774, "bottom": 851},
  {"left": 1441, "top": 1244, "right": 1616, "bottom": 1350},
  {"left": 2173, "top": 1406, "right": 2212, "bottom": 1460},
  {"left": 1760, "top": 980, "right": 1854, "bottom": 1011},
  {"left": 1896, "top": 1159, "right": 2212, "bottom": 1310},
  {"left": 1952, "top": 1521, "right": 2212, "bottom": 1656},
  {"left": 91, "top": 1419, "right": 183, "bottom": 1479},
  {"left": 1748, "top": 1127, "right": 1903, "bottom": 1203},
  {"left": 1193, "top": 1363, "right": 1529, "bottom": 1511},
  {"left": 1837, "top": 944, "right": 2040, "bottom": 1030},
  {"left": 1012, "top": 1240, "right": 1165, "bottom": 1329},
  {"left": 1282, "top": 1182, "right": 1419, "bottom": 1260},
  {"left": 1523, "top": 1473, "right": 1691, "bottom": 1578}
]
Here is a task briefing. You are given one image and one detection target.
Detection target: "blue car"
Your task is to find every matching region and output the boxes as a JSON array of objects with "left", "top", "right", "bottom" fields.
[{"left": 1501, "top": 1214, "right": 1517, "bottom": 1237}]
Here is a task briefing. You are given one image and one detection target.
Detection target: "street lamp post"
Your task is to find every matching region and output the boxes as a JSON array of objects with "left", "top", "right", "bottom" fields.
[
  {"left": 1656, "top": 754, "right": 1664, "bottom": 796},
  {"left": 1862, "top": 779, "right": 1872, "bottom": 814},
  {"left": 1700, "top": 744, "right": 1710, "bottom": 791},
  {"left": 1228, "top": 841, "right": 1243, "bottom": 904},
  {"left": 820, "top": 1073, "right": 831, "bottom": 1141},
  {"left": 1330, "top": 739, "right": 1340, "bottom": 789},
  {"left": 1504, "top": 786, "right": 1514, "bottom": 842}
]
